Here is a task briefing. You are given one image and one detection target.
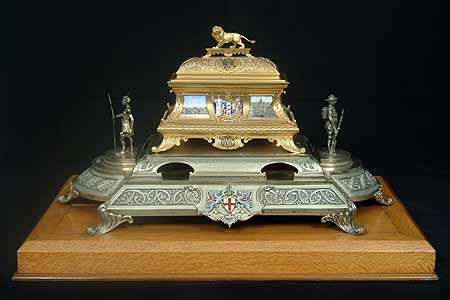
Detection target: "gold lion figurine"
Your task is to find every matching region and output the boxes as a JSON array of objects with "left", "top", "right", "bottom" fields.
[{"left": 211, "top": 26, "right": 256, "bottom": 48}]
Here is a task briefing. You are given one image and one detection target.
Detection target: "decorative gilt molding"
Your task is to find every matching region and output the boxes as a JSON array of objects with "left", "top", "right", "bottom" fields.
[
  {"left": 86, "top": 203, "right": 133, "bottom": 236},
  {"left": 158, "top": 125, "right": 298, "bottom": 133},
  {"left": 205, "top": 136, "right": 249, "bottom": 150},
  {"left": 203, "top": 47, "right": 253, "bottom": 58}
]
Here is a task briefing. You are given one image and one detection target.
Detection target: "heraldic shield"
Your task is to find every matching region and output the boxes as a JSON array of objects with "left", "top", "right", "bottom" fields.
[{"left": 198, "top": 184, "right": 262, "bottom": 227}]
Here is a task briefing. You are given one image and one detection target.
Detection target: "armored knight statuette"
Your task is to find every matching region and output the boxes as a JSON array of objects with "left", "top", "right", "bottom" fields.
[
  {"left": 322, "top": 94, "right": 344, "bottom": 156},
  {"left": 115, "top": 95, "right": 135, "bottom": 155}
]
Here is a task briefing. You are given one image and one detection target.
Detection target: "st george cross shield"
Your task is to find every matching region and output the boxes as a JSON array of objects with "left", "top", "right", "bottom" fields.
[{"left": 223, "top": 195, "right": 236, "bottom": 213}]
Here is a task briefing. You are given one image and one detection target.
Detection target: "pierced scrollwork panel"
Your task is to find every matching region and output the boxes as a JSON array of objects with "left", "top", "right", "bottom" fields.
[
  {"left": 111, "top": 186, "right": 202, "bottom": 206},
  {"left": 258, "top": 186, "right": 345, "bottom": 205},
  {"left": 337, "top": 170, "right": 378, "bottom": 193},
  {"left": 75, "top": 169, "right": 118, "bottom": 193}
]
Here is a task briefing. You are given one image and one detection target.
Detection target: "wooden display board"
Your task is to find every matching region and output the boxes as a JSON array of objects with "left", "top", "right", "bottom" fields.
[{"left": 13, "top": 176, "right": 437, "bottom": 281}]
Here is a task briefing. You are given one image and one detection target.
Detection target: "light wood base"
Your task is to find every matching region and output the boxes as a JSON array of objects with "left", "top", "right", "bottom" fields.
[{"left": 14, "top": 176, "right": 437, "bottom": 281}]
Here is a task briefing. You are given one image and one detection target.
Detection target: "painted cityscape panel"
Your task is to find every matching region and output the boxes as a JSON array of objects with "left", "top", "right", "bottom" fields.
[
  {"left": 181, "top": 95, "right": 209, "bottom": 116},
  {"left": 249, "top": 96, "right": 275, "bottom": 118}
]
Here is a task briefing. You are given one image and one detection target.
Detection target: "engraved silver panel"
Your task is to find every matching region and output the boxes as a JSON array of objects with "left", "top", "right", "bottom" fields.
[
  {"left": 258, "top": 186, "right": 345, "bottom": 206},
  {"left": 111, "top": 186, "right": 201, "bottom": 206},
  {"left": 73, "top": 168, "right": 124, "bottom": 201},
  {"left": 337, "top": 170, "right": 378, "bottom": 193}
]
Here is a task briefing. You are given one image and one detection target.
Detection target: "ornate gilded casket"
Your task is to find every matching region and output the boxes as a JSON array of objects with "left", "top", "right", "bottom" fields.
[{"left": 152, "top": 47, "right": 304, "bottom": 154}]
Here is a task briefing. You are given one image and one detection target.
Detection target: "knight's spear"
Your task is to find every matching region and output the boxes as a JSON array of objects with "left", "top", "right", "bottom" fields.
[
  {"left": 107, "top": 92, "right": 117, "bottom": 153},
  {"left": 330, "top": 109, "right": 344, "bottom": 156},
  {"left": 335, "top": 109, "right": 344, "bottom": 135}
]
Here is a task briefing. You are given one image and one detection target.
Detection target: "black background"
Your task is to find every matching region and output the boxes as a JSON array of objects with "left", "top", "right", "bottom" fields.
[{"left": 3, "top": 0, "right": 449, "bottom": 299}]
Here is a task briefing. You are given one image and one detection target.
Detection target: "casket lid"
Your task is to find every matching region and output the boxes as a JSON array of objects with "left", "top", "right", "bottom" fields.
[{"left": 169, "top": 48, "right": 287, "bottom": 85}]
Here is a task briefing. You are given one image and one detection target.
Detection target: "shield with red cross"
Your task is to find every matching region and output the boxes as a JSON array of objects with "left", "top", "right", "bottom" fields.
[{"left": 223, "top": 195, "right": 236, "bottom": 213}]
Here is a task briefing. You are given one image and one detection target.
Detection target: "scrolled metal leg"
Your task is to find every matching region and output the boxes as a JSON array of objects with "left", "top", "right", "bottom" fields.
[
  {"left": 321, "top": 202, "right": 366, "bottom": 235},
  {"left": 269, "top": 137, "right": 306, "bottom": 154},
  {"left": 58, "top": 184, "right": 79, "bottom": 204},
  {"left": 374, "top": 183, "right": 393, "bottom": 206},
  {"left": 86, "top": 203, "right": 133, "bottom": 235},
  {"left": 151, "top": 136, "right": 188, "bottom": 153}
]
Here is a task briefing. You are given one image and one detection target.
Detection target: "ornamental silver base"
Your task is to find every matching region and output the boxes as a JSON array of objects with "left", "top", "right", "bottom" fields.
[{"left": 60, "top": 139, "right": 391, "bottom": 235}]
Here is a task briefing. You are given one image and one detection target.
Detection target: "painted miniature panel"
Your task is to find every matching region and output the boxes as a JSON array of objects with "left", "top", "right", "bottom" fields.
[
  {"left": 249, "top": 96, "right": 275, "bottom": 119},
  {"left": 181, "top": 95, "right": 209, "bottom": 118},
  {"left": 212, "top": 94, "right": 244, "bottom": 123}
]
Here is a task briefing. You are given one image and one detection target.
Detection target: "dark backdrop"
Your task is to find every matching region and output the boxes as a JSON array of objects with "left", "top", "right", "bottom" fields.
[{"left": 3, "top": 0, "right": 449, "bottom": 299}]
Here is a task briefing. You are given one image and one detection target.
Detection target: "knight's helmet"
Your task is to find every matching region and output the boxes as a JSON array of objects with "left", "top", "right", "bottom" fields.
[{"left": 122, "top": 95, "right": 131, "bottom": 106}]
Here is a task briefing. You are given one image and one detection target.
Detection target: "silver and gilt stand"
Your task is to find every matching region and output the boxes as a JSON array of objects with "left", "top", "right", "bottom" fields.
[{"left": 59, "top": 140, "right": 392, "bottom": 236}]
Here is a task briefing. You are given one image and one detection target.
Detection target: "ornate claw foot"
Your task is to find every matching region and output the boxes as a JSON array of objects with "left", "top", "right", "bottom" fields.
[
  {"left": 268, "top": 137, "right": 306, "bottom": 154},
  {"left": 321, "top": 203, "right": 366, "bottom": 235},
  {"left": 374, "top": 183, "right": 393, "bottom": 206},
  {"left": 86, "top": 204, "right": 133, "bottom": 235},
  {"left": 151, "top": 136, "right": 188, "bottom": 153},
  {"left": 58, "top": 184, "right": 79, "bottom": 204}
]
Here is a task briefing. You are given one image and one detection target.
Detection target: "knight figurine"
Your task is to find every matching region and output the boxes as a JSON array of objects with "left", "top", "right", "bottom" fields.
[
  {"left": 321, "top": 94, "right": 344, "bottom": 156},
  {"left": 115, "top": 95, "right": 135, "bottom": 155}
]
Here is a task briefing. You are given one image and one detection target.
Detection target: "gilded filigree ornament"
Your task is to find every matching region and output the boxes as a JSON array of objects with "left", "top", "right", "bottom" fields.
[{"left": 177, "top": 56, "right": 278, "bottom": 74}]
